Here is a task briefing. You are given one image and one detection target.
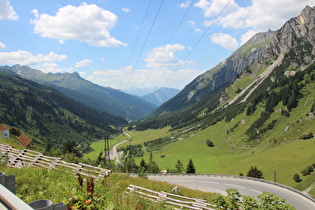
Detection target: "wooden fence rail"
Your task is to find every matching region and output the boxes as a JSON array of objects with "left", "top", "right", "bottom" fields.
[
  {"left": 126, "top": 184, "right": 217, "bottom": 210},
  {"left": 0, "top": 144, "right": 111, "bottom": 179}
]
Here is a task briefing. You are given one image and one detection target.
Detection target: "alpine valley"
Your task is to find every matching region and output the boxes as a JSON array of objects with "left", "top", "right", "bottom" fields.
[{"left": 0, "top": 5, "right": 315, "bottom": 196}]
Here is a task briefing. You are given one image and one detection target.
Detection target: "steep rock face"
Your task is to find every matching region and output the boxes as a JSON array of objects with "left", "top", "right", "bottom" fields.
[
  {"left": 266, "top": 6, "right": 315, "bottom": 58},
  {"left": 192, "top": 31, "right": 274, "bottom": 102},
  {"left": 152, "top": 31, "right": 274, "bottom": 116}
]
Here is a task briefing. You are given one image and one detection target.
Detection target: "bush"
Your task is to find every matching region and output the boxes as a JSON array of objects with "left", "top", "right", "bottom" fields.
[
  {"left": 293, "top": 173, "right": 302, "bottom": 182},
  {"left": 246, "top": 166, "right": 264, "bottom": 179},
  {"left": 300, "top": 132, "right": 314, "bottom": 140},
  {"left": 301, "top": 168, "right": 311, "bottom": 176},
  {"left": 206, "top": 140, "right": 214, "bottom": 147}
]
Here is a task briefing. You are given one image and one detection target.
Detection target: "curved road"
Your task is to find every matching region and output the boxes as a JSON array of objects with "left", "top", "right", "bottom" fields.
[
  {"left": 147, "top": 174, "right": 315, "bottom": 210},
  {"left": 111, "top": 130, "right": 130, "bottom": 166}
]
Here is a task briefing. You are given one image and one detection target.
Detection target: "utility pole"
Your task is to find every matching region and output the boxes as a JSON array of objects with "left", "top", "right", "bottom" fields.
[{"left": 104, "top": 134, "right": 110, "bottom": 169}]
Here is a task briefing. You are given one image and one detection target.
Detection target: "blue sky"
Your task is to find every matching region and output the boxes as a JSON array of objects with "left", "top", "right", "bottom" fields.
[{"left": 0, "top": 0, "right": 314, "bottom": 91}]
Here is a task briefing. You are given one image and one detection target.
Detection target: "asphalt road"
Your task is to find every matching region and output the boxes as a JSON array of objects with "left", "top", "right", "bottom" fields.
[
  {"left": 147, "top": 174, "right": 315, "bottom": 210},
  {"left": 110, "top": 130, "right": 130, "bottom": 166}
]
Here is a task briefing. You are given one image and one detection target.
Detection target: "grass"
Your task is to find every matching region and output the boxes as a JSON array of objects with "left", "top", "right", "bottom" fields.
[
  {"left": 0, "top": 166, "right": 216, "bottom": 209},
  {"left": 0, "top": 134, "right": 25, "bottom": 150}
]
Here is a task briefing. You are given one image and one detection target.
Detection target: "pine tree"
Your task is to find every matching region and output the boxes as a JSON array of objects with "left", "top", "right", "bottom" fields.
[
  {"left": 147, "top": 161, "right": 160, "bottom": 173},
  {"left": 175, "top": 159, "right": 184, "bottom": 173},
  {"left": 186, "top": 159, "right": 196, "bottom": 173},
  {"left": 140, "top": 158, "right": 148, "bottom": 171}
]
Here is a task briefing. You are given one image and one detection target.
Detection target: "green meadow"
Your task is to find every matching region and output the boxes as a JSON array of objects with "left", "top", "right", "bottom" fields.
[{"left": 84, "top": 83, "right": 315, "bottom": 192}]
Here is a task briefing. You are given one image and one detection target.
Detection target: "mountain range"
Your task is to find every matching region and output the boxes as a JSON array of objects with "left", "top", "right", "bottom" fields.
[
  {"left": 4, "top": 65, "right": 157, "bottom": 121},
  {"left": 140, "top": 87, "right": 180, "bottom": 106},
  {"left": 0, "top": 68, "right": 128, "bottom": 151}
]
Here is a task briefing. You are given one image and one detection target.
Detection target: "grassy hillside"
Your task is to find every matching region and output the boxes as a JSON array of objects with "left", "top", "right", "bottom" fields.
[
  {"left": 0, "top": 70, "right": 127, "bottom": 152},
  {"left": 84, "top": 80, "right": 315, "bottom": 193}
]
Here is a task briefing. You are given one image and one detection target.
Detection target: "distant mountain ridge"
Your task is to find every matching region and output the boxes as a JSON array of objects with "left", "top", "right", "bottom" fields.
[
  {"left": 0, "top": 68, "right": 127, "bottom": 148},
  {"left": 141, "top": 88, "right": 180, "bottom": 106},
  {"left": 5, "top": 65, "right": 157, "bottom": 121}
]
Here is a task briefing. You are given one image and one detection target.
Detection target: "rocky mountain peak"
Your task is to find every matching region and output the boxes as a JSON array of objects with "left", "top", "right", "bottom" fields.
[{"left": 267, "top": 6, "right": 315, "bottom": 56}]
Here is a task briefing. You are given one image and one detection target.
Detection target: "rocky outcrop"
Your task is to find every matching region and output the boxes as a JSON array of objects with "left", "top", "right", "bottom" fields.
[{"left": 266, "top": 6, "right": 315, "bottom": 58}]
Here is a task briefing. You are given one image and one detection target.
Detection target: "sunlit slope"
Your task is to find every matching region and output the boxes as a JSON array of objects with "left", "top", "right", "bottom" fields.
[{"left": 127, "top": 81, "right": 315, "bottom": 187}]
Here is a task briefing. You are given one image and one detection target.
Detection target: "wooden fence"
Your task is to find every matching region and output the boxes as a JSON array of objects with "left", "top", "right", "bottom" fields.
[
  {"left": 126, "top": 184, "right": 217, "bottom": 210},
  {"left": 0, "top": 144, "right": 111, "bottom": 179}
]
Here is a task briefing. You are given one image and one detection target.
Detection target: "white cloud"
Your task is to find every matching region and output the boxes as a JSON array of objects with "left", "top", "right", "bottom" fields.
[
  {"left": 122, "top": 8, "right": 130, "bottom": 13},
  {"left": 31, "top": 3, "right": 126, "bottom": 47},
  {"left": 145, "top": 44, "right": 191, "bottom": 68},
  {"left": 0, "top": 50, "right": 67, "bottom": 73},
  {"left": 218, "top": 7, "right": 248, "bottom": 29},
  {"left": 188, "top": 20, "right": 196, "bottom": 25},
  {"left": 0, "top": 42, "right": 5, "bottom": 49},
  {"left": 240, "top": 30, "right": 256, "bottom": 46},
  {"left": 196, "top": 0, "right": 315, "bottom": 32},
  {"left": 40, "top": 62, "right": 62, "bottom": 73},
  {"left": 31, "top": 9, "right": 38, "bottom": 19},
  {"left": 0, "top": 0, "right": 19, "bottom": 20},
  {"left": 194, "top": 0, "right": 238, "bottom": 18},
  {"left": 243, "top": 0, "right": 315, "bottom": 31},
  {"left": 179, "top": 0, "right": 191, "bottom": 8},
  {"left": 210, "top": 33, "right": 238, "bottom": 50},
  {"left": 87, "top": 67, "right": 204, "bottom": 89},
  {"left": 75, "top": 59, "right": 92, "bottom": 68}
]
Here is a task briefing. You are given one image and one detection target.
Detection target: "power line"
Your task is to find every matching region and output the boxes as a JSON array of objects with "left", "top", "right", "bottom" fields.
[
  {"left": 138, "top": 0, "right": 196, "bottom": 100},
  {"left": 116, "top": 0, "right": 153, "bottom": 93},
  {"left": 159, "top": 0, "right": 232, "bottom": 92},
  {"left": 123, "top": 0, "right": 166, "bottom": 92}
]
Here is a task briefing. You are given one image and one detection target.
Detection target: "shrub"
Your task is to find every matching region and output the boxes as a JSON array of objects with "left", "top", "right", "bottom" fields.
[
  {"left": 247, "top": 166, "right": 264, "bottom": 179},
  {"left": 301, "top": 168, "right": 311, "bottom": 176},
  {"left": 293, "top": 173, "right": 302, "bottom": 182},
  {"left": 300, "top": 132, "right": 314, "bottom": 140},
  {"left": 206, "top": 140, "right": 214, "bottom": 147}
]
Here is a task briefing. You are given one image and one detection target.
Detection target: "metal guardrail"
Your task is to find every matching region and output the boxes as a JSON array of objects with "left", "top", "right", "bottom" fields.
[{"left": 146, "top": 173, "right": 315, "bottom": 204}]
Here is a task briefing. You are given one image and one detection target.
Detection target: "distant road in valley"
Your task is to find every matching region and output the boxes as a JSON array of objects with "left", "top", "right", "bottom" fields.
[
  {"left": 147, "top": 174, "right": 315, "bottom": 210},
  {"left": 111, "top": 130, "right": 130, "bottom": 166}
]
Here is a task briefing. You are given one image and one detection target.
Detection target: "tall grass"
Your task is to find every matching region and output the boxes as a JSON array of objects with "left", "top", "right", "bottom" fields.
[{"left": 0, "top": 166, "right": 215, "bottom": 209}]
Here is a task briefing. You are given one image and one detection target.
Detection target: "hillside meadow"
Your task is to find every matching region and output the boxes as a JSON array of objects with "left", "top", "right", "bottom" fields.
[{"left": 84, "top": 82, "right": 315, "bottom": 191}]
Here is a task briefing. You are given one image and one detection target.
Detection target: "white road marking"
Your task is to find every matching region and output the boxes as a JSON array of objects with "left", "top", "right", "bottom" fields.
[
  {"left": 175, "top": 179, "right": 193, "bottom": 182},
  {"left": 250, "top": 189, "right": 262, "bottom": 194},
  {"left": 198, "top": 181, "right": 219, "bottom": 184},
  {"left": 225, "top": 183, "right": 245, "bottom": 189}
]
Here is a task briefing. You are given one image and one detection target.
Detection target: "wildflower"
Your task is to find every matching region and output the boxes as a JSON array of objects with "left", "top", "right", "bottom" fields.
[{"left": 84, "top": 199, "right": 92, "bottom": 205}]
